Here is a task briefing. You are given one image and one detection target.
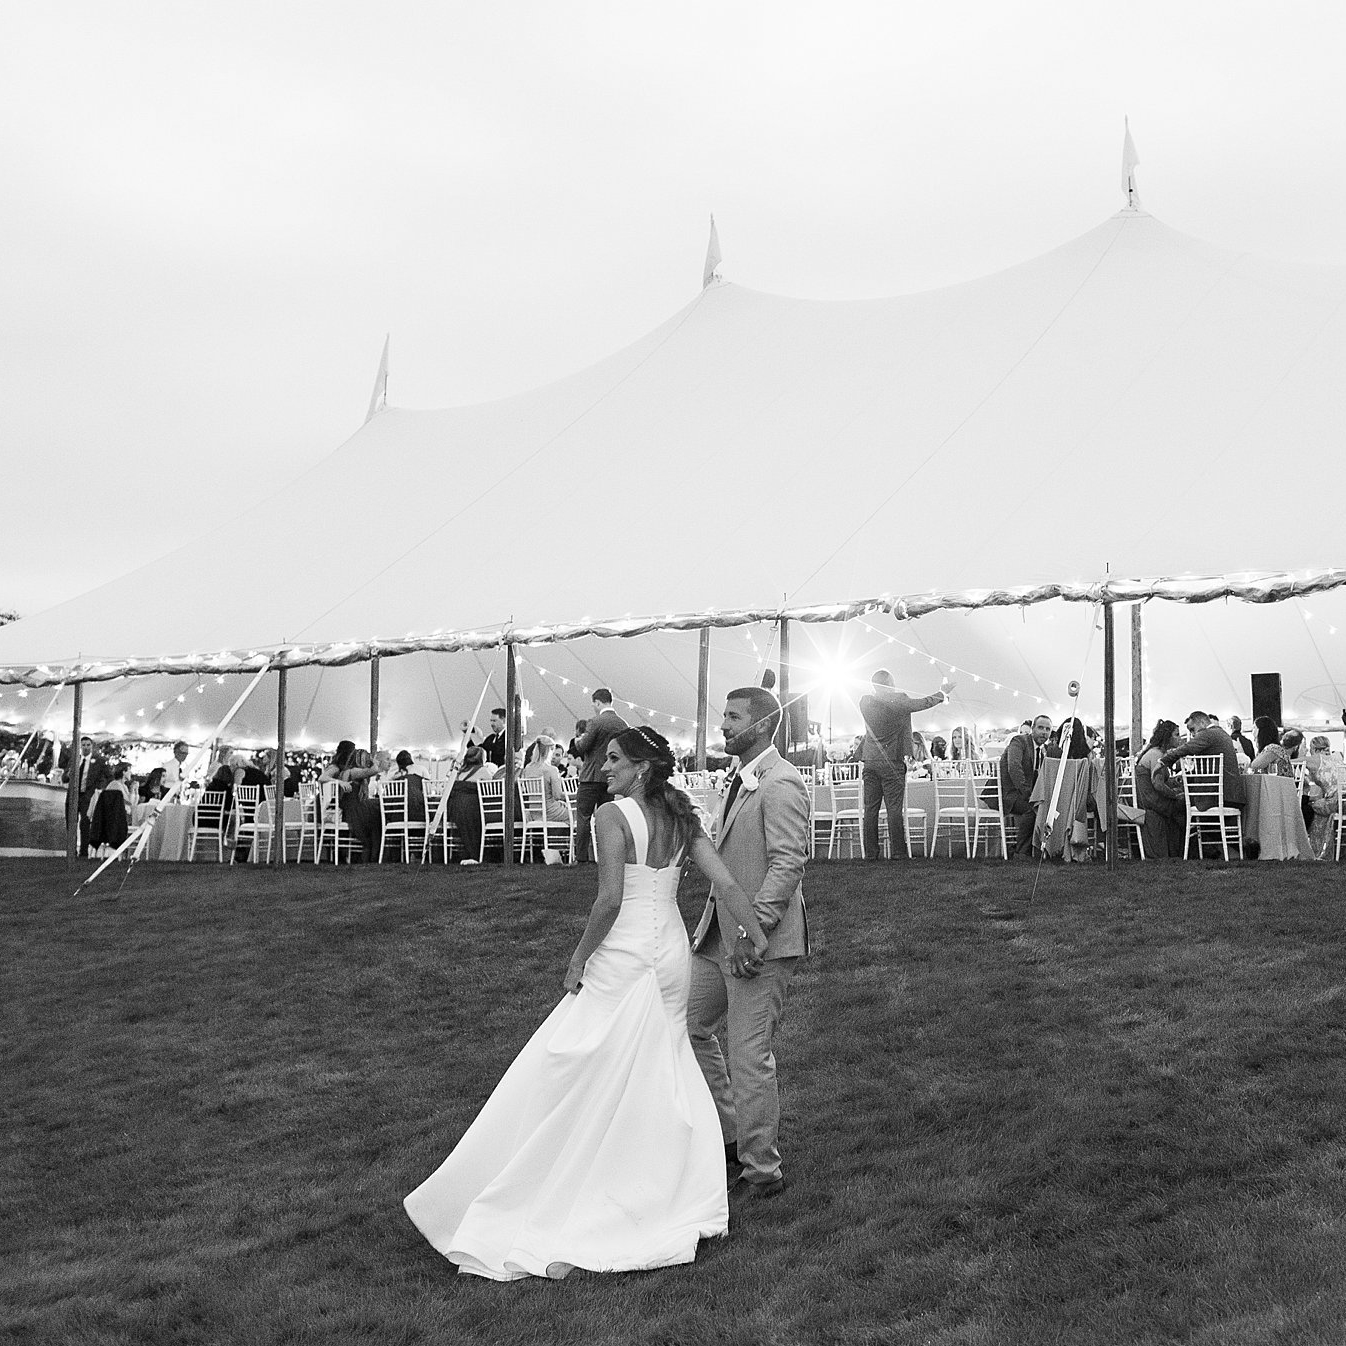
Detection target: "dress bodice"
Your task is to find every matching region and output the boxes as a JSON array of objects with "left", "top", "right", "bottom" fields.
[{"left": 614, "top": 797, "right": 683, "bottom": 902}]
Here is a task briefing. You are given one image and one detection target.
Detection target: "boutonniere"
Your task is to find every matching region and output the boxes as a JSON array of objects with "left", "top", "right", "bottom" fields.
[{"left": 738, "top": 770, "right": 760, "bottom": 794}]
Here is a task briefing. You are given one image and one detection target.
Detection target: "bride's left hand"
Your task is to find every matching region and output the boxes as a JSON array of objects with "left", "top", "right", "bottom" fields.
[{"left": 563, "top": 959, "right": 585, "bottom": 994}]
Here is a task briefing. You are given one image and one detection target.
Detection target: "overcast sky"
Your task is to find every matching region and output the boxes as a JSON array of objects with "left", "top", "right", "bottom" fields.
[{"left": 6, "top": 0, "right": 1345, "bottom": 616}]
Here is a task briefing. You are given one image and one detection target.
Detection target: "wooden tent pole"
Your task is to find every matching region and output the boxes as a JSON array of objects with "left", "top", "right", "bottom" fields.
[
  {"left": 695, "top": 628, "right": 710, "bottom": 770},
  {"left": 65, "top": 681, "right": 83, "bottom": 864},
  {"left": 1130, "top": 603, "right": 1143, "bottom": 760},
  {"left": 776, "top": 617, "right": 791, "bottom": 756},
  {"left": 369, "top": 655, "right": 381, "bottom": 755},
  {"left": 272, "top": 664, "right": 288, "bottom": 867},
  {"left": 504, "top": 643, "right": 518, "bottom": 866},
  {"left": 1103, "top": 601, "right": 1119, "bottom": 872}
]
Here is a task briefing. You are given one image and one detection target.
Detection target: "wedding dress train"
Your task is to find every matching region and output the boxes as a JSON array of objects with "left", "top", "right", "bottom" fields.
[{"left": 403, "top": 797, "right": 727, "bottom": 1279}]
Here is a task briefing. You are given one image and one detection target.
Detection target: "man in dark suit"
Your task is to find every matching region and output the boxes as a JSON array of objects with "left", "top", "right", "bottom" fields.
[
  {"left": 479, "top": 709, "right": 511, "bottom": 769},
  {"left": 570, "top": 688, "right": 628, "bottom": 862},
  {"left": 999, "top": 714, "right": 1053, "bottom": 858},
  {"left": 859, "top": 669, "right": 952, "bottom": 860},
  {"left": 68, "top": 736, "right": 109, "bottom": 856},
  {"left": 1160, "top": 710, "right": 1247, "bottom": 808}
]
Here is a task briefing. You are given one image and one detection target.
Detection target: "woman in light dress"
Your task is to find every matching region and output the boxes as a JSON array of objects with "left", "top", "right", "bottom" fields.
[
  {"left": 519, "top": 735, "right": 571, "bottom": 827},
  {"left": 1304, "top": 735, "right": 1344, "bottom": 860},
  {"left": 404, "top": 726, "right": 768, "bottom": 1281}
]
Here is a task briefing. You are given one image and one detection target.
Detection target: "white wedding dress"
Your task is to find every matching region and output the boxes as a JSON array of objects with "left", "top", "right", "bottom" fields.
[{"left": 403, "top": 797, "right": 728, "bottom": 1279}]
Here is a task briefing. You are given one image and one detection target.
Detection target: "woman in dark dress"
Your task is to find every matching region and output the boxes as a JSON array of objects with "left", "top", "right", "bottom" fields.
[
  {"left": 447, "top": 745, "right": 496, "bottom": 862},
  {"left": 1133, "top": 719, "right": 1185, "bottom": 858},
  {"left": 320, "top": 741, "right": 384, "bottom": 862}
]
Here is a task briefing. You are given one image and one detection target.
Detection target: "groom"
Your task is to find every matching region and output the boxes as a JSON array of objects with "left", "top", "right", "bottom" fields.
[{"left": 688, "top": 686, "right": 810, "bottom": 1199}]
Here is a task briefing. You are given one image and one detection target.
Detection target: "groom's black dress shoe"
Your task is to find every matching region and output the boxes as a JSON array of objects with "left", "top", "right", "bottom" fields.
[
  {"left": 725, "top": 1143, "right": 744, "bottom": 1190},
  {"left": 738, "top": 1176, "right": 785, "bottom": 1200}
]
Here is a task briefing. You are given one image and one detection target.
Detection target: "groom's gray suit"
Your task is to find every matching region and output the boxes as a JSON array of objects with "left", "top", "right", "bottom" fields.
[{"left": 688, "top": 746, "right": 810, "bottom": 1189}]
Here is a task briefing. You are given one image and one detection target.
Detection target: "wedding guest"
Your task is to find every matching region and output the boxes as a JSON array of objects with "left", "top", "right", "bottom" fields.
[
  {"left": 998, "top": 714, "right": 1052, "bottom": 859},
  {"left": 859, "top": 669, "right": 950, "bottom": 861},
  {"left": 1160, "top": 710, "right": 1247, "bottom": 808},
  {"left": 1304, "top": 736, "right": 1343, "bottom": 858},
  {"left": 928, "top": 736, "right": 949, "bottom": 773},
  {"left": 949, "top": 725, "right": 978, "bottom": 761},
  {"left": 20, "top": 731, "right": 57, "bottom": 778},
  {"left": 258, "top": 748, "right": 300, "bottom": 797},
  {"left": 321, "top": 741, "right": 384, "bottom": 862},
  {"left": 447, "top": 744, "right": 496, "bottom": 861},
  {"left": 572, "top": 689, "right": 629, "bottom": 863},
  {"left": 162, "top": 740, "right": 190, "bottom": 791},
  {"left": 909, "top": 730, "right": 930, "bottom": 763},
  {"left": 1134, "top": 719, "right": 1186, "bottom": 858},
  {"left": 520, "top": 735, "right": 571, "bottom": 826},
  {"left": 138, "top": 767, "right": 167, "bottom": 803},
  {"left": 1229, "top": 716, "right": 1254, "bottom": 761},
  {"left": 480, "top": 709, "right": 512, "bottom": 769},
  {"left": 393, "top": 750, "right": 427, "bottom": 822},
  {"left": 1046, "top": 717, "right": 1090, "bottom": 759},
  {"left": 89, "top": 763, "right": 132, "bottom": 853},
  {"left": 1248, "top": 720, "right": 1299, "bottom": 777}
]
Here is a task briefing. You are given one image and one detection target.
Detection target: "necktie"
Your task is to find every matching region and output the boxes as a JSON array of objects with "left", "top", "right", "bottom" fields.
[
  {"left": 723, "top": 770, "right": 742, "bottom": 816},
  {"left": 1034, "top": 746, "right": 1044, "bottom": 772}
]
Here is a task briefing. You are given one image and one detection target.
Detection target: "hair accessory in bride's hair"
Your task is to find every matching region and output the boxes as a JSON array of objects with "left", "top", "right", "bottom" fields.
[{"left": 636, "top": 725, "right": 674, "bottom": 766}]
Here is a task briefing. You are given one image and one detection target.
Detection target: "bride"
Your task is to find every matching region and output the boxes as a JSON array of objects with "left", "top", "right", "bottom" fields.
[{"left": 403, "top": 725, "right": 769, "bottom": 1280}]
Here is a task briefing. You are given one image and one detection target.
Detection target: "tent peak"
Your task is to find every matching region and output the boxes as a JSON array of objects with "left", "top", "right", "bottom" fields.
[
  {"left": 364, "top": 334, "right": 390, "bottom": 424},
  {"left": 703, "top": 214, "right": 722, "bottom": 289},
  {"left": 1121, "top": 116, "right": 1142, "bottom": 211}
]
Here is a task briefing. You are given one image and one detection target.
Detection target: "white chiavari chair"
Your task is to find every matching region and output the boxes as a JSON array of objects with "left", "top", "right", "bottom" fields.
[{"left": 1180, "top": 755, "right": 1243, "bottom": 860}]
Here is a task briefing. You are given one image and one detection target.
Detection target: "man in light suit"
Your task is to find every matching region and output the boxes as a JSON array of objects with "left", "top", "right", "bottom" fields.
[
  {"left": 688, "top": 686, "right": 810, "bottom": 1199},
  {"left": 999, "top": 714, "right": 1053, "bottom": 857}
]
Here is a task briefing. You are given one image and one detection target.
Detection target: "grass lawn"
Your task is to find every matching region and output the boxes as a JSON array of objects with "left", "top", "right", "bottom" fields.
[{"left": 5, "top": 855, "right": 1346, "bottom": 1345}]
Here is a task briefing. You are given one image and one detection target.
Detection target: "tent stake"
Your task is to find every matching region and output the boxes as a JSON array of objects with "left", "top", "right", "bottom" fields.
[
  {"left": 1103, "top": 601, "right": 1118, "bottom": 872},
  {"left": 695, "top": 628, "right": 710, "bottom": 770},
  {"left": 504, "top": 642, "right": 518, "bottom": 866},
  {"left": 65, "top": 680, "right": 84, "bottom": 864}
]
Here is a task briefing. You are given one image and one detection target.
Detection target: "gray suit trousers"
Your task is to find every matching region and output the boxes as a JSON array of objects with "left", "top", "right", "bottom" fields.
[{"left": 687, "top": 947, "right": 798, "bottom": 1187}]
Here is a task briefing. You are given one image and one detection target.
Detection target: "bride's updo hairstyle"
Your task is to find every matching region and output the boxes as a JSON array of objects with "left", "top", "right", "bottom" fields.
[{"left": 612, "top": 726, "right": 704, "bottom": 847}]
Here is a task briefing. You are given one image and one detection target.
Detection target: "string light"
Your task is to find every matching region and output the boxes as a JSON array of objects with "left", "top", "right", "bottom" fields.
[{"left": 519, "top": 656, "right": 698, "bottom": 733}]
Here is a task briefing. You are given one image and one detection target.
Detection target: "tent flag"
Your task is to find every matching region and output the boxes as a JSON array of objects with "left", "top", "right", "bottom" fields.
[
  {"left": 1122, "top": 117, "right": 1141, "bottom": 208},
  {"left": 703, "top": 214, "right": 722, "bottom": 289},
  {"left": 364, "top": 334, "right": 390, "bottom": 424}
]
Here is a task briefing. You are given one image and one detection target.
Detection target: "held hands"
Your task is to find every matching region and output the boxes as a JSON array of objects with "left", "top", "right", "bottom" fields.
[
  {"left": 563, "top": 957, "right": 585, "bottom": 995},
  {"left": 728, "top": 926, "right": 769, "bottom": 979}
]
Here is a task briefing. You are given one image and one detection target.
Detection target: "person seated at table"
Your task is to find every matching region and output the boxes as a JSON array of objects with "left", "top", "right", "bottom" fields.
[
  {"left": 520, "top": 735, "right": 571, "bottom": 827},
  {"left": 20, "top": 731, "right": 57, "bottom": 779},
  {"left": 204, "top": 754, "right": 240, "bottom": 813},
  {"left": 1046, "top": 717, "right": 1090, "bottom": 760},
  {"left": 1248, "top": 719, "right": 1300, "bottom": 778},
  {"left": 1134, "top": 719, "right": 1186, "bottom": 858},
  {"left": 1159, "top": 710, "right": 1247, "bottom": 818},
  {"left": 392, "top": 750, "right": 427, "bottom": 822},
  {"left": 928, "top": 736, "right": 949, "bottom": 775},
  {"left": 320, "top": 742, "right": 385, "bottom": 862},
  {"left": 1228, "top": 716, "right": 1254, "bottom": 763},
  {"left": 997, "top": 714, "right": 1052, "bottom": 859},
  {"left": 447, "top": 744, "right": 497, "bottom": 862},
  {"left": 257, "top": 748, "right": 300, "bottom": 797},
  {"left": 89, "top": 764, "right": 132, "bottom": 854},
  {"left": 138, "top": 766, "right": 167, "bottom": 803},
  {"left": 1304, "top": 736, "right": 1343, "bottom": 859}
]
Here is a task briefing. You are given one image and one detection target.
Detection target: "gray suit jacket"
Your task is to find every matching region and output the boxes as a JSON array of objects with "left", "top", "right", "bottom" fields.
[{"left": 691, "top": 746, "right": 811, "bottom": 961}]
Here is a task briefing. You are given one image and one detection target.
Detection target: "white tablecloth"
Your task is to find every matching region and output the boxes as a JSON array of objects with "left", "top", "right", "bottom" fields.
[{"left": 1244, "top": 774, "right": 1313, "bottom": 861}]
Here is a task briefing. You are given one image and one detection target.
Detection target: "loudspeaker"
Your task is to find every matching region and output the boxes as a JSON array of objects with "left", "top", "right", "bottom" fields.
[
  {"left": 787, "top": 690, "right": 809, "bottom": 747},
  {"left": 1251, "top": 672, "right": 1282, "bottom": 727}
]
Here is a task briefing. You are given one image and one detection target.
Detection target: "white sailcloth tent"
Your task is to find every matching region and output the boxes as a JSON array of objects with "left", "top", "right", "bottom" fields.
[{"left": 2, "top": 205, "right": 1345, "bottom": 752}]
